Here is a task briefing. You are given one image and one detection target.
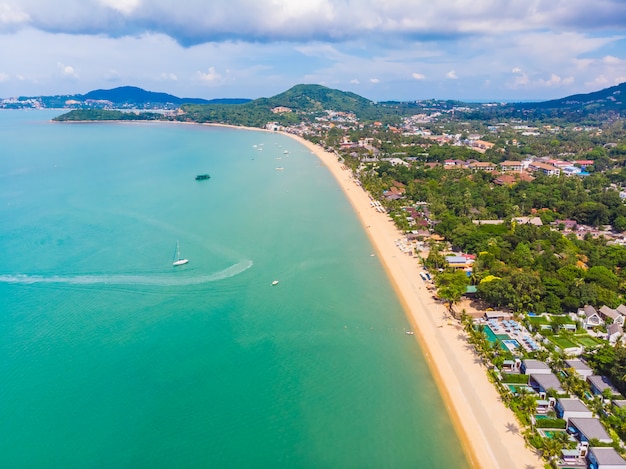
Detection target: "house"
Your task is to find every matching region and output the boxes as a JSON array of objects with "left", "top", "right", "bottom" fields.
[
  {"left": 564, "top": 359, "right": 594, "bottom": 379},
  {"left": 613, "top": 400, "right": 626, "bottom": 410},
  {"left": 468, "top": 161, "right": 497, "bottom": 172},
  {"left": 599, "top": 306, "right": 621, "bottom": 323},
  {"left": 529, "top": 161, "right": 561, "bottom": 176},
  {"left": 608, "top": 322, "right": 624, "bottom": 345},
  {"left": 512, "top": 216, "right": 543, "bottom": 226},
  {"left": 499, "top": 160, "right": 524, "bottom": 172},
  {"left": 567, "top": 418, "right": 612, "bottom": 444},
  {"left": 445, "top": 256, "right": 473, "bottom": 269},
  {"left": 587, "top": 376, "right": 620, "bottom": 397},
  {"left": 578, "top": 305, "right": 604, "bottom": 329},
  {"left": 529, "top": 373, "right": 565, "bottom": 396},
  {"left": 522, "top": 359, "right": 551, "bottom": 375},
  {"left": 555, "top": 398, "right": 593, "bottom": 421},
  {"left": 587, "top": 447, "right": 626, "bottom": 469},
  {"left": 536, "top": 398, "right": 556, "bottom": 414},
  {"left": 560, "top": 449, "right": 581, "bottom": 466}
]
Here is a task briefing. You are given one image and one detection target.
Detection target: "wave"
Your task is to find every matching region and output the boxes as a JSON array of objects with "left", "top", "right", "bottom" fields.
[{"left": 0, "top": 260, "right": 253, "bottom": 287}]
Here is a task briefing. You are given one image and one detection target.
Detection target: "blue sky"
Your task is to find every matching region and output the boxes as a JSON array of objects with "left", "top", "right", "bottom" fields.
[{"left": 1, "top": 0, "right": 625, "bottom": 102}]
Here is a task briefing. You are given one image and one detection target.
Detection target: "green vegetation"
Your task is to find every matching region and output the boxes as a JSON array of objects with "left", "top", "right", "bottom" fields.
[
  {"left": 53, "top": 109, "right": 163, "bottom": 121},
  {"left": 535, "top": 418, "right": 566, "bottom": 429},
  {"left": 501, "top": 373, "right": 529, "bottom": 384},
  {"left": 549, "top": 335, "right": 578, "bottom": 350}
]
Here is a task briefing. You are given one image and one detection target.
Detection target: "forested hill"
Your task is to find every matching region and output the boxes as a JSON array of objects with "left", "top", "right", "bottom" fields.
[
  {"left": 82, "top": 86, "right": 212, "bottom": 105},
  {"left": 530, "top": 81, "right": 626, "bottom": 112}
]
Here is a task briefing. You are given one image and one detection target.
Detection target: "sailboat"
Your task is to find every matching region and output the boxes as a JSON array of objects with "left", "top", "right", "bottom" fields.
[{"left": 172, "top": 240, "right": 189, "bottom": 266}]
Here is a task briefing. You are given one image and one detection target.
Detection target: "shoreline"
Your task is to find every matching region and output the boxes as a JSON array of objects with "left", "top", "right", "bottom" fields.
[
  {"left": 281, "top": 132, "right": 543, "bottom": 469},
  {"left": 52, "top": 116, "right": 541, "bottom": 467}
]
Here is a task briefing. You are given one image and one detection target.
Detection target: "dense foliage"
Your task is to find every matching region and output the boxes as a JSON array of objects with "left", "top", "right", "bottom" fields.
[{"left": 53, "top": 109, "right": 164, "bottom": 121}]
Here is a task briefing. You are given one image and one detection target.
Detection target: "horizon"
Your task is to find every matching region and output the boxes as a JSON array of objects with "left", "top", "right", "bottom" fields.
[
  {"left": 5, "top": 82, "right": 624, "bottom": 106},
  {"left": 1, "top": 1, "right": 625, "bottom": 102}
]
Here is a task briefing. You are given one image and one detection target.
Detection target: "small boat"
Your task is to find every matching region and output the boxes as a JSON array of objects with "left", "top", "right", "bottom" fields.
[
  {"left": 283, "top": 150, "right": 288, "bottom": 154},
  {"left": 275, "top": 167, "right": 284, "bottom": 171},
  {"left": 405, "top": 331, "right": 414, "bottom": 335},
  {"left": 271, "top": 280, "right": 279, "bottom": 286},
  {"left": 172, "top": 240, "right": 189, "bottom": 266},
  {"left": 195, "top": 174, "right": 211, "bottom": 180}
]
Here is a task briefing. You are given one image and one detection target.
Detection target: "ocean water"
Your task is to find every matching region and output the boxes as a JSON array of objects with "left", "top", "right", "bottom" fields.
[{"left": 0, "top": 111, "right": 468, "bottom": 468}]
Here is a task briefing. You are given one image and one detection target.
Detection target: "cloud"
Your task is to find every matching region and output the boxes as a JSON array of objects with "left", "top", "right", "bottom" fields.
[
  {"left": 98, "top": 0, "right": 141, "bottom": 15},
  {"left": 350, "top": 78, "right": 359, "bottom": 84},
  {"left": 0, "top": 72, "right": 9, "bottom": 82},
  {"left": 535, "top": 73, "right": 574, "bottom": 87},
  {"left": 511, "top": 67, "right": 522, "bottom": 73},
  {"left": 412, "top": 72, "right": 425, "bottom": 80},
  {"left": 57, "top": 62, "right": 78, "bottom": 78},
  {"left": 2, "top": 0, "right": 625, "bottom": 46},
  {"left": 160, "top": 72, "right": 178, "bottom": 81},
  {"left": 585, "top": 74, "right": 609, "bottom": 87},
  {"left": 446, "top": 70, "right": 458, "bottom": 79},
  {"left": 370, "top": 78, "right": 380, "bottom": 84},
  {"left": 197, "top": 66, "right": 222, "bottom": 84},
  {"left": 0, "top": 3, "right": 30, "bottom": 27}
]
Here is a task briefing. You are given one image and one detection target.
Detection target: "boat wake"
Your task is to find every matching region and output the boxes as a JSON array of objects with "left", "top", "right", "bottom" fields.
[{"left": 0, "top": 260, "right": 253, "bottom": 287}]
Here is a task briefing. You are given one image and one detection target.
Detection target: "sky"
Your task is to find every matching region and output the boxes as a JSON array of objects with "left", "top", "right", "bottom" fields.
[{"left": 1, "top": 0, "right": 626, "bottom": 102}]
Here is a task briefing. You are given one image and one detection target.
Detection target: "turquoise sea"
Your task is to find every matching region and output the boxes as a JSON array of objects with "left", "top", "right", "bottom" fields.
[{"left": 0, "top": 111, "right": 468, "bottom": 468}]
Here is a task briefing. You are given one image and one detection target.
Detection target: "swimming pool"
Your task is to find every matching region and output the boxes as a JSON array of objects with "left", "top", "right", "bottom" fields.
[{"left": 501, "top": 339, "right": 520, "bottom": 351}]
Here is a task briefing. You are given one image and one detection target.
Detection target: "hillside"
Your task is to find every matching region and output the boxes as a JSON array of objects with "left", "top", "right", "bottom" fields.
[
  {"left": 534, "top": 81, "right": 625, "bottom": 111},
  {"left": 82, "top": 86, "right": 211, "bottom": 105}
]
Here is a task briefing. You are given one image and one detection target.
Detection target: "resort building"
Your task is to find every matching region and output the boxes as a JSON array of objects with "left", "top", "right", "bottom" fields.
[
  {"left": 578, "top": 306, "right": 604, "bottom": 329},
  {"left": 499, "top": 160, "right": 524, "bottom": 172},
  {"left": 521, "top": 359, "right": 551, "bottom": 375},
  {"left": 599, "top": 306, "right": 625, "bottom": 325},
  {"left": 468, "top": 161, "right": 497, "bottom": 172},
  {"left": 613, "top": 400, "right": 626, "bottom": 410},
  {"left": 564, "top": 359, "right": 594, "bottom": 379},
  {"left": 587, "top": 376, "right": 620, "bottom": 397},
  {"left": 529, "top": 161, "right": 561, "bottom": 176},
  {"left": 587, "top": 447, "right": 626, "bottom": 469},
  {"left": 567, "top": 418, "right": 612, "bottom": 444},
  {"left": 555, "top": 398, "right": 593, "bottom": 421},
  {"left": 529, "top": 373, "right": 565, "bottom": 396}
]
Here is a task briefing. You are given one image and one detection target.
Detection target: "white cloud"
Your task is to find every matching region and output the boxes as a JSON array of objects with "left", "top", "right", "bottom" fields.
[
  {"left": 535, "top": 73, "right": 574, "bottom": 87},
  {"left": 350, "top": 78, "right": 359, "bottom": 84},
  {"left": 412, "top": 72, "right": 425, "bottom": 80},
  {"left": 511, "top": 67, "right": 522, "bottom": 73},
  {"left": 160, "top": 72, "right": 178, "bottom": 81},
  {"left": 370, "top": 77, "right": 380, "bottom": 83},
  {"left": 57, "top": 62, "right": 78, "bottom": 78},
  {"left": 603, "top": 55, "right": 622, "bottom": 65},
  {"left": 446, "top": 70, "right": 458, "bottom": 79},
  {"left": 98, "top": 0, "right": 141, "bottom": 15},
  {"left": 0, "top": 3, "right": 30, "bottom": 26},
  {"left": 585, "top": 74, "right": 609, "bottom": 87},
  {"left": 197, "top": 66, "right": 222, "bottom": 84},
  {"left": 0, "top": 72, "right": 9, "bottom": 82}
]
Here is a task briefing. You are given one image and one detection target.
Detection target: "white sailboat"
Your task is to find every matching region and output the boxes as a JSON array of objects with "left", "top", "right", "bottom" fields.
[{"left": 172, "top": 240, "right": 189, "bottom": 266}]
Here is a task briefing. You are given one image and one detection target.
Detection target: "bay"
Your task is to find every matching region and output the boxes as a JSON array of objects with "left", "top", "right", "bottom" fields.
[{"left": 0, "top": 110, "right": 468, "bottom": 468}]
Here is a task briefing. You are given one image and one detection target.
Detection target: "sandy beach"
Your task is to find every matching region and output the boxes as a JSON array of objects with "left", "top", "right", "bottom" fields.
[{"left": 284, "top": 132, "right": 543, "bottom": 469}]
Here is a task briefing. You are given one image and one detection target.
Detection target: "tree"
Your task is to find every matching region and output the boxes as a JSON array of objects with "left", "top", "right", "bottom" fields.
[{"left": 435, "top": 270, "right": 470, "bottom": 316}]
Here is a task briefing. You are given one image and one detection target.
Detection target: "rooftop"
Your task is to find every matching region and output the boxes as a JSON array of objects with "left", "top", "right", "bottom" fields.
[
  {"left": 530, "top": 373, "right": 564, "bottom": 393},
  {"left": 588, "top": 447, "right": 626, "bottom": 465},
  {"left": 588, "top": 375, "right": 620, "bottom": 395},
  {"left": 522, "top": 359, "right": 550, "bottom": 370},
  {"left": 564, "top": 359, "right": 592, "bottom": 373},
  {"left": 569, "top": 418, "right": 611, "bottom": 442},
  {"left": 557, "top": 398, "right": 591, "bottom": 413}
]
